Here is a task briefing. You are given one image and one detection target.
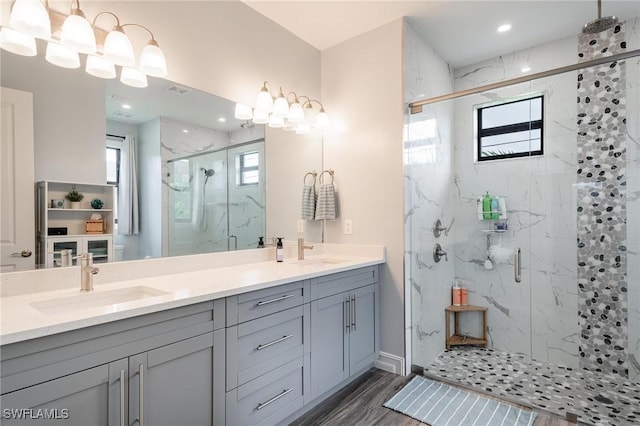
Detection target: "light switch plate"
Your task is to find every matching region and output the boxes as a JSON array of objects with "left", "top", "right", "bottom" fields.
[{"left": 297, "top": 220, "right": 305, "bottom": 233}]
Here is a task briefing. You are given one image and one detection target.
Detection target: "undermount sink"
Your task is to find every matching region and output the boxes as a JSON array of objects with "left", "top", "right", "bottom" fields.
[
  {"left": 31, "top": 286, "right": 170, "bottom": 315},
  {"left": 288, "top": 257, "right": 349, "bottom": 266}
]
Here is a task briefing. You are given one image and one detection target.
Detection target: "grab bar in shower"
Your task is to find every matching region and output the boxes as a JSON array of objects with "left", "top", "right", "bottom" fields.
[{"left": 514, "top": 247, "right": 521, "bottom": 283}]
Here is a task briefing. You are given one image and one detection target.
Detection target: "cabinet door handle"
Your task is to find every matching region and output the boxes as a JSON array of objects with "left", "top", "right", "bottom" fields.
[
  {"left": 256, "top": 388, "right": 294, "bottom": 411},
  {"left": 514, "top": 247, "right": 521, "bottom": 283},
  {"left": 119, "top": 370, "right": 126, "bottom": 426},
  {"left": 139, "top": 363, "right": 145, "bottom": 426},
  {"left": 256, "top": 294, "right": 294, "bottom": 306},
  {"left": 351, "top": 294, "right": 356, "bottom": 330},
  {"left": 345, "top": 297, "right": 350, "bottom": 332},
  {"left": 257, "top": 335, "right": 293, "bottom": 350}
]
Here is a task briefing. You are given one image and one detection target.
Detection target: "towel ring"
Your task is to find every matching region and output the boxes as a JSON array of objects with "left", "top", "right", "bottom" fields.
[
  {"left": 319, "top": 169, "right": 334, "bottom": 185},
  {"left": 303, "top": 171, "right": 317, "bottom": 186}
]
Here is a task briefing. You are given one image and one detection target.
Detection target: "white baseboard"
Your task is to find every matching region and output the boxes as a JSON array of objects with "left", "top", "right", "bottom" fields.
[{"left": 375, "top": 352, "right": 406, "bottom": 375}]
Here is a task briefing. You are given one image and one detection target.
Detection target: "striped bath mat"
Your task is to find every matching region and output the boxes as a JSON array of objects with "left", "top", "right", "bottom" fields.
[{"left": 384, "top": 376, "right": 537, "bottom": 426}]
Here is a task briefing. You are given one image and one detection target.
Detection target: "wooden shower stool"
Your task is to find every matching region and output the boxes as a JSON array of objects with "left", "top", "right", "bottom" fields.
[{"left": 445, "top": 305, "right": 488, "bottom": 350}]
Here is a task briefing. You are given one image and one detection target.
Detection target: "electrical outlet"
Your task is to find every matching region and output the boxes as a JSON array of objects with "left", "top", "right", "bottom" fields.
[
  {"left": 297, "top": 220, "right": 305, "bottom": 233},
  {"left": 344, "top": 219, "right": 353, "bottom": 235}
]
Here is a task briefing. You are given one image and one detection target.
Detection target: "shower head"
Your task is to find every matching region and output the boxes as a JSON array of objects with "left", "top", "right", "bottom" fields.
[
  {"left": 201, "top": 168, "right": 215, "bottom": 177},
  {"left": 582, "top": 0, "right": 618, "bottom": 34}
]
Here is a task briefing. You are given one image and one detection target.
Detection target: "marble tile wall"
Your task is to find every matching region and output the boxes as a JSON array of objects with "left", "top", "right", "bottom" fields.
[
  {"left": 627, "top": 18, "right": 640, "bottom": 382},
  {"left": 403, "top": 20, "right": 456, "bottom": 369},
  {"left": 406, "top": 16, "right": 639, "bottom": 381}
]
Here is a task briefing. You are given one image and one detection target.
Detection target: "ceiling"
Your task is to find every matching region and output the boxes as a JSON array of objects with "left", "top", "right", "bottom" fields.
[{"left": 243, "top": 0, "right": 640, "bottom": 68}]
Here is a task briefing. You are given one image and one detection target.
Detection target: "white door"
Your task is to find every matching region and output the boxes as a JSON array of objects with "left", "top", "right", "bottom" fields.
[{"left": 1, "top": 87, "right": 35, "bottom": 271}]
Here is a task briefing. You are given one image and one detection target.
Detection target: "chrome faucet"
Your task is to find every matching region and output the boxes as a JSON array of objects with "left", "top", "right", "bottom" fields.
[
  {"left": 78, "top": 253, "right": 99, "bottom": 291},
  {"left": 297, "top": 238, "right": 314, "bottom": 261}
]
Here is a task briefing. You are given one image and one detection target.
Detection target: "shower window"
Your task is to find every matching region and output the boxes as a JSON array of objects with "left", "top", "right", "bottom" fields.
[
  {"left": 237, "top": 150, "right": 259, "bottom": 185},
  {"left": 476, "top": 94, "right": 543, "bottom": 161}
]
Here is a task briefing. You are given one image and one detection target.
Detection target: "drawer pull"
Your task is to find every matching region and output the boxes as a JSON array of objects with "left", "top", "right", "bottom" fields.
[
  {"left": 256, "top": 388, "right": 294, "bottom": 411},
  {"left": 256, "top": 294, "right": 294, "bottom": 306},
  {"left": 257, "top": 335, "right": 293, "bottom": 350}
]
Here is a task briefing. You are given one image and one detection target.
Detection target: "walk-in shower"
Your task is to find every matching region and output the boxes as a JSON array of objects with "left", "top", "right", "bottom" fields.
[{"left": 405, "top": 16, "right": 639, "bottom": 425}]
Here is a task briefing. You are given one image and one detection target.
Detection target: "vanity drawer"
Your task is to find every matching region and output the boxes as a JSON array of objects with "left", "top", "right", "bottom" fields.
[
  {"left": 311, "top": 265, "right": 378, "bottom": 300},
  {"left": 226, "top": 304, "right": 309, "bottom": 390},
  {"left": 226, "top": 280, "right": 309, "bottom": 326},
  {"left": 226, "top": 355, "right": 307, "bottom": 426}
]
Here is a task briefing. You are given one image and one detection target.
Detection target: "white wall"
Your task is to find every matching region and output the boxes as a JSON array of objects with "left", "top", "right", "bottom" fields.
[
  {"left": 1, "top": 45, "right": 105, "bottom": 183},
  {"left": 321, "top": 19, "right": 405, "bottom": 364},
  {"left": 138, "top": 119, "right": 162, "bottom": 259}
]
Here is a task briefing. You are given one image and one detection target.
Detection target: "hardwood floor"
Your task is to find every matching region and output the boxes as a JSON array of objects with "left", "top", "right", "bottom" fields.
[{"left": 289, "top": 369, "right": 573, "bottom": 426}]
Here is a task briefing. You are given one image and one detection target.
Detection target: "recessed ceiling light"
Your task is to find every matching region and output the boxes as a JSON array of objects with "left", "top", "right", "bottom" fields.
[
  {"left": 121, "top": 103, "right": 131, "bottom": 109},
  {"left": 521, "top": 66, "right": 531, "bottom": 73},
  {"left": 497, "top": 24, "right": 511, "bottom": 33},
  {"left": 182, "top": 129, "right": 189, "bottom": 133},
  {"left": 218, "top": 117, "right": 226, "bottom": 123}
]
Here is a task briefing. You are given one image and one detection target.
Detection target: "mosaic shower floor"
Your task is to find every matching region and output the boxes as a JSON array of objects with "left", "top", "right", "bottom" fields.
[{"left": 424, "top": 348, "right": 640, "bottom": 425}]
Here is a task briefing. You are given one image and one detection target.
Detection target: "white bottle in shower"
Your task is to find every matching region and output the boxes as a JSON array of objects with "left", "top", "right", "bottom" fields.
[{"left": 498, "top": 197, "right": 508, "bottom": 219}]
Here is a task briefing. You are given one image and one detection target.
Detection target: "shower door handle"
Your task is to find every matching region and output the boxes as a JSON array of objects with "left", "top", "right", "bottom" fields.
[
  {"left": 514, "top": 247, "right": 521, "bottom": 283},
  {"left": 228, "top": 235, "right": 237, "bottom": 251}
]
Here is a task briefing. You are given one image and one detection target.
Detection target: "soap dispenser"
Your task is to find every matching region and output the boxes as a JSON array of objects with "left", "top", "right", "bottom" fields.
[
  {"left": 276, "top": 238, "right": 284, "bottom": 262},
  {"left": 257, "top": 237, "right": 265, "bottom": 248}
]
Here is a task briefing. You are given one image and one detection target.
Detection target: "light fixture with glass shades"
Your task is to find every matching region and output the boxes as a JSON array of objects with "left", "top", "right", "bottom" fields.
[
  {"left": 235, "top": 81, "right": 330, "bottom": 134},
  {"left": 0, "top": 0, "right": 168, "bottom": 88}
]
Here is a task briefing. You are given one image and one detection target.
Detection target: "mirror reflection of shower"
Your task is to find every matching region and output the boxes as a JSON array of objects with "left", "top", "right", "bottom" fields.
[
  {"left": 165, "top": 139, "right": 265, "bottom": 257},
  {"left": 200, "top": 168, "right": 215, "bottom": 231}
]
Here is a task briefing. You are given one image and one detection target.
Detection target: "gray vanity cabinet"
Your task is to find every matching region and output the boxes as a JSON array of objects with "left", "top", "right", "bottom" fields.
[
  {"left": 128, "top": 331, "right": 225, "bottom": 426},
  {"left": 225, "top": 280, "right": 311, "bottom": 426},
  {"left": 0, "top": 358, "right": 127, "bottom": 426},
  {"left": 0, "top": 300, "right": 224, "bottom": 426},
  {"left": 309, "top": 266, "right": 379, "bottom": 400}
]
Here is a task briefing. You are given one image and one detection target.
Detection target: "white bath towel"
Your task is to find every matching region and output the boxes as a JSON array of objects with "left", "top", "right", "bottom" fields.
[
  {"left": 315, "top": 183, "right": 336, "bottom": 220},
  {"left": 301, "top": 184, "right": 316, "bottom": 220}
]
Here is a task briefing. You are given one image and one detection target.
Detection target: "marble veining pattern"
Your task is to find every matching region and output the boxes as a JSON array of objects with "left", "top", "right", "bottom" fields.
[
  {"left": 425, "top": 348, "right": 640, "bottom": 426},
  {"left": 576, "top": 23, "right": 628, "bottom": 377}
]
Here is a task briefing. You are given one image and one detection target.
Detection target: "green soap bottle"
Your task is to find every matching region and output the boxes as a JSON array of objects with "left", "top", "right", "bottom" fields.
[{"left": 482, "top": 192, "right": 492, "bottom": 220}]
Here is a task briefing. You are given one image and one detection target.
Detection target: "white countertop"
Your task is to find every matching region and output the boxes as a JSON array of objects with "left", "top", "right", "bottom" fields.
[{"left": 0, "top": 250, "right": 384, "bottom": 346}]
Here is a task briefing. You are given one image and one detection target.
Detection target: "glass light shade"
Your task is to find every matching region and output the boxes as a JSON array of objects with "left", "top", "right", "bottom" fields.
[
  {"left": 295, "top": 123, "right": 311, "bottom": 135},
  {"left": 45, "top": 41, "right": 80, "bottom": 69},
  {"left": 268, "top": 114, "right": 284, "bottom": 128},
  {"left": 139, "top": 41, "right": 167, "bottom": 78},
  {"left": 316, "top": 110, "right": 329, "bottom": 128},
  {"left": 120, "top": 67, "right": 148, "bottom": 88},
  {"left": 272, "top": 95, "right": 289, "bottom": 117},
  {"left": 282, "top": 120, "right": 297, "bottom": 132},
  {"left": 0, "top": 27, "right": 37, "bottom": 56},
  {"left": 252, "top": 110, "right": 269, "bottom": 125},
  {"left": 304, "top": 105, "right": 317, "bottom": 124},
  {"left": 9, "top": 0, "right": 51, "bottom": 39},
  {"left": 234, "top": 103, "right": 253, "bottom": 120},
  {"left": 103, "top": 28, "right": 135, "bottom": 67},
  {"left": 60, "top": 13, "right": 96, "bottom": 54},
  {"left": 255, "top": 88, "right": 273, "bottom": 114},
  {"left": 86, "top": 55, "right": 116, "bottom": 79},
  {"left": 287, "top": 102, "right": 304, "bottom": 123}
]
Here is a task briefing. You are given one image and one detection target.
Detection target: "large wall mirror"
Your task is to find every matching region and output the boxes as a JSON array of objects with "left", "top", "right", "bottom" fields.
[{"left": 1, "top": 41, "right": 323, "bottom": 271}]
